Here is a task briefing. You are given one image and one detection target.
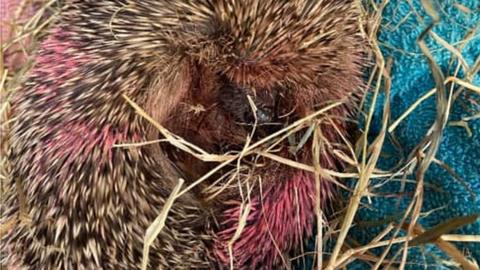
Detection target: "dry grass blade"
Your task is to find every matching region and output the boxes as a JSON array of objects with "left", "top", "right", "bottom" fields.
[
  {"left": 409, "top": 214, "right": 480, "bottom": 246},
  {"left": 122, "top": 94, "right": 232, "bottom": 162},
  {"left": 453, "top": 3, "right": 473, "bottom": 14},
  {"left": 227, "top": 202, "right": 252, "bottom": 270},
  {"left": 406, "top": 223, "right": 479, "bottom": 270},
  {"left": 389, "top": 77, "right": 480, "bottom": 133},
  {"left": 430, "top": 32, "right": 469, "bottom": 72},
  {"left": 312, "top": 123, "right": 324, "bottom": 269},
  {"left": 441, "top": 234, "right": 480, "bottom": 242},
  {"left": 141, "top": 178, "right": 184, "bottom": 270},
  {"left": 335, "top": 223, "right": 395, "bottom": 267},
  {"left": 256, "top": 151, "right": 390, "bottom": 181},
  {"left": 334, "top": 235, "right": 414, "bottom": 264},
  {"left": 430, "top": 157, "right": 476, "bottom": 199}
]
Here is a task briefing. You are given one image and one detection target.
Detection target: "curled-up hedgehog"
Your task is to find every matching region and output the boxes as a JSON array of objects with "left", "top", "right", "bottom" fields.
[{"left": 1, "top": 0, "right": 367, "bottom": 269}]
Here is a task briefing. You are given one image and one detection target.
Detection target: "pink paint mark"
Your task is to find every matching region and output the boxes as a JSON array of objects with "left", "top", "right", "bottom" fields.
[
  {"left": 213, "top": 169, "right": 335, "bottom": 269},
  {"left": 34, "top": 28, "right": 89, "bottom": 80},
  {"left": 41, "top": 122, "right": 129, "bottom": 175}
]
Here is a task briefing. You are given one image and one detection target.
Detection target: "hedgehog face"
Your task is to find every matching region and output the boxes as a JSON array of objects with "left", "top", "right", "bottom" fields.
[{"left": 218, "top": 77, "right": 279, "bottom": 128}]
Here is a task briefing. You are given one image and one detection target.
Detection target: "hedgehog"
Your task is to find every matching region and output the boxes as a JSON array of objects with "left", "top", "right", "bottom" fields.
[{"left": 1, "top": 1, "right": 367, "bottom": 269}]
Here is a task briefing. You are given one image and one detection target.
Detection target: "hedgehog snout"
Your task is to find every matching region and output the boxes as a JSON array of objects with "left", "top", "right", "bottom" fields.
[
  {"left": 218, "top": 80, "right": 279, "bottom": 131},
  {"left": 254, "top": 107, "right": 274, "bottom": 124}
]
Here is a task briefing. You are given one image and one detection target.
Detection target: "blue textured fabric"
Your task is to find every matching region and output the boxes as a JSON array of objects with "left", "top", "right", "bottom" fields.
[{"left": 298, "top": 1, "right": 480, "bottom": 269}]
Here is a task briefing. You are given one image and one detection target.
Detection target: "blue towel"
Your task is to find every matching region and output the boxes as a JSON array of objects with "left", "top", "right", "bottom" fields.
[{"left": 298, "top": 1, "right": 479, "bottom": 269}]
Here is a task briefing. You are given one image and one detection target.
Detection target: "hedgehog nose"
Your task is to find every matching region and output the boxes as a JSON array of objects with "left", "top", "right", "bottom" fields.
[
  {"left": 245, "top": 106, "right": 282, "bottom": 138},
  {"left": 254, "top": 107, "right": 274, "bottom": 125}
]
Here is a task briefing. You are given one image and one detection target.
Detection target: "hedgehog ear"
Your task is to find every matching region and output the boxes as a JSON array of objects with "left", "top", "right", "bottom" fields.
[{"left": 145, "top": 61, "right": 191, "bottom": 125}]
